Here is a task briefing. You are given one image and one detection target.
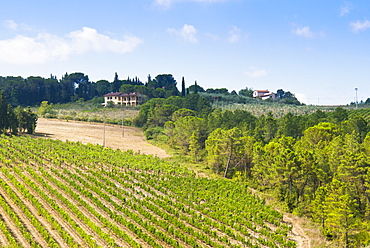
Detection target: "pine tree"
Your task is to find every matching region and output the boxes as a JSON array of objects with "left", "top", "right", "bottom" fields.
[
  {"left": 311, "top": 185, "right": 328, "bottom": 229},
  {"left": 189, "top": 131, "right": 201, "bottom": 162},
  {"left": 324, "top": 179, "right": 359, "bottom": 247}
]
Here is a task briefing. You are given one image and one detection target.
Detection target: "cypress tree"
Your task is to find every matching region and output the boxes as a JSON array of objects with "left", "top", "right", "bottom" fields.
[{"left": 181, "top": 77, "right": 186, "bottom": 97}]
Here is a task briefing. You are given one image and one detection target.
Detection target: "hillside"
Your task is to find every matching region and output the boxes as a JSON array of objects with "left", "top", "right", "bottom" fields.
[{"left": 0, "top": 135, "right": 296, "bottom": 247}]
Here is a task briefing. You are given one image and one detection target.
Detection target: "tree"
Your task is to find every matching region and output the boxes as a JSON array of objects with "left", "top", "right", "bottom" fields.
[
  {"left": 252, "top": 136, "right": 299, "bottom": 210},
  {"left": 15, "top": 106, "right": 38, "bottom": 134},
  {"left": 24, "top": 107, "right": 38, "bottom": 134},
  {"left": 194, "top": 81, "right": 198, "bottom": 94},
  {"left": 148, "top": 104, "right": 179, "bottom": 127},
  {"left": 167, "top": 116, "right": 206, "bottom": 154},
  {"left": 261, "top": 112, "right": 277, "bottom": 143},
  {"left": 342, "top": 115, "right": 368, "bottom": 141},
  {"left": 303, "top": 122, "right": 342, "bottom": 146},
  {"left": 38, "top": 101, "right": 55, "bottom": 117},
  {"left": 330, "top": 107, "right": 349, "bottom": 125},
  {"left": 277, "top": 113, "right": 301, "bottom": 138},
  {"left": 148, "top": 74, "right": 180, "bottom": 96},
  {"left": 0, "top": 91, "right": 8, "bottom": 132},
  {"left": 119, "top": 84, "right": 135, "bottom": 93},
  {"left": 187, "top": 83, "right": 205, "bottom": 94},
  {"left": 206, "top": 127, "right": 249, "bottom": 177},
  {"left": 238, "top": 87, "right": 253, "bottom": 97},
  {"left": 324, "top": 179, "right": 360, "bottom": 247},
  {"left": 311, "top": 185, "right": 328, "bottom": 229},
  {"left": 171, "top": 108, "right": 196, "bottom": 122},
  {"left": 96, "top": 80, "right": 111, "bottom": 96},
  {"left": 276, "top": 89, "right": 285, "bottom": 99},
  {"left": 189, "top": 131, "right": 202, "bottom": 161},
  {"left": 181, "top": 77, "right": 186, "bottom": 97},
  {"left": 6, "top": 104, "right": 18, "bottom": 134},
  {"left": 112, "top": 72, "right": 122, "bottom": 92}
]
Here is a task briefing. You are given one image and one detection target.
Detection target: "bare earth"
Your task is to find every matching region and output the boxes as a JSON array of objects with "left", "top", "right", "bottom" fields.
[{"left": 35, "top": 118, "right": 169, "bottom": 158}]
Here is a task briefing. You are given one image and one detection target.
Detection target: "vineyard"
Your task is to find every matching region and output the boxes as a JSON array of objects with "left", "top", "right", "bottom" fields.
[
  {"left": 0, "top": 135, "right": 296, "bottom": 247},
  {"left": 349, "top": 107, "right": 370, "bottom": 122},
  {"left": 213, "top": 102, "right": 339, "bottom": 118}
]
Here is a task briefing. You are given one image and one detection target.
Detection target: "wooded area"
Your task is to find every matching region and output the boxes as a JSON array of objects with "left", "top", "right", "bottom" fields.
[{"left": 135, "top": 96, "right": 370, "bottom": 247}]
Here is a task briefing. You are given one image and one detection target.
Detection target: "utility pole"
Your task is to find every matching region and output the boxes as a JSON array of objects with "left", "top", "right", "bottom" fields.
[
  {"left": 103, "top": 109, "right": 106, "bottom": 147},
  {"left": 121, "top": 105, "right": 124, "bottom": 137},
  {"left": 355, "top": 88, "right": 358, "bottom": 109}
]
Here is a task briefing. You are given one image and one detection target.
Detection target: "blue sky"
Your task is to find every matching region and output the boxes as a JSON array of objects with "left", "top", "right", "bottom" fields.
[{"left": 1, "top": 0, "right": 370, "bottom": 105}]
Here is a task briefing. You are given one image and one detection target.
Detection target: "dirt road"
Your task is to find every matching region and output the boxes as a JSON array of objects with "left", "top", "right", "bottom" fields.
[{"left": 35, "top": 118, "right": 169, "bottom": 158}]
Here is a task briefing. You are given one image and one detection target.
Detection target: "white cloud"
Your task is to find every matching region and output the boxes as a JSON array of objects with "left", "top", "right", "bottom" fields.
[
  {"left": 340, "top": 2, "right": 352, "bottom": 16},
  {"left": 293, "top": 26, "right": 315, "bottom": 38},
  {"left": 350, "top": 19, "right": 370, "bottom": 33},
  {"left": 154, "top": 0, "right": 226, "bottom": 8},
  {"left": 243, "top": 67, "right": 267, "bottom": 78},
  {"left": 167, "top": 24, "right": 198, "bottom": 43},
  {"left": 2, "top": 20, "right": 32, "bottom": 31},
  {"left": 0, "top": 27, "right": 142, "bottom": 64},
  {"left": 228, "top": 26, "right": 241, "bottom": 43},
  {"left": 3, "top": 20, "right": 18, "bottom": 30}
]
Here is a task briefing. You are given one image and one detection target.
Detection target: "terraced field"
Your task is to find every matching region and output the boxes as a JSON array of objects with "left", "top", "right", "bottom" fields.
[
  {"left": 0, "top": 135, "right": 296, "bottom": 247},
  {"left": 349, "top": 107, "right": 370, "bottom": 122}
]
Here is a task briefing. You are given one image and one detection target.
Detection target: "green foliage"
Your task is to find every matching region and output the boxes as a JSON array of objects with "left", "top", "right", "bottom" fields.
[
  {"left": 303, "top": 122, "right": 342, "bottom": 146},
  {"left": 0, "top": 91, "right": 37, "bottom": 134},
  {"left": 187, "top": 83, "right": 205, "bottom": 93},
  {"left": 15, "top": 106, "right": 38, "bottom": 134},
  {"left": 144, "top": 126, "right": 165, "bottom": 140},
  {"left": 38, "top": 101, "right": 56, "bottom": 117},
  {"left": 206, "top": 128, "right": 251, "bottom": 178},
  {"left": 322, "top": 179, "right": 360, "bottom": 246},
  {"left": 238, "top": 87, "right": 254, "bottom": 97},
  {"left": 119, "top": 84, "right": 135, "bottom": 93},
  {"left": 165, "top": 116, "right": 206, "bottom": 154},
  {"left": 171, "top": 108, "right": 196, "bottom": 121},
  {"left": 133, "top": 94, "right": 212, "bottom": 129}
]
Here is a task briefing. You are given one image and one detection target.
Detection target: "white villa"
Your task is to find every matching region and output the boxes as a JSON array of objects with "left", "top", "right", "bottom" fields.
[
  {"left": 103, "top": 92, "right": 145, "bottom": 106},
  {"left": 253, "top": 90, "right": 276, "bottom": 100}
]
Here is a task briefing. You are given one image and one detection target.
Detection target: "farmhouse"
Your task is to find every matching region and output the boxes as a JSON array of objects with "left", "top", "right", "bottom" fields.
[
  {"left": 103, "top": 92, "right": 145, "bottom": 106},
  {"left": 253, "top": 90, "right": 276, "bottom": 100}
]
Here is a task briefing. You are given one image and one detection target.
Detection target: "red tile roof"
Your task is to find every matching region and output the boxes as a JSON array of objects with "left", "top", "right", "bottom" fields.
[{"left": 103, "top": 92, "right": 142, "bottom": 97}]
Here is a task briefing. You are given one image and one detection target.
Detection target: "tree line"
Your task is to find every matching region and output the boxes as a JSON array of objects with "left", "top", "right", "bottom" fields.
[
  {"left": 135, "top": 96, "right": 370, "bottom": 247},
  {"left": 0, "top": 71, "right": 305, "bottom": 107},
  {"left": 0, "top": 73, "right": 182, "bottom": 106}
]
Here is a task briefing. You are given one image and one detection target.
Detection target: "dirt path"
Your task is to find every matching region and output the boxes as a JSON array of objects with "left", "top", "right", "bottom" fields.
[
  {"left": 248, "top": 188, "right": 311, "bottom": 248},
  {"left": 35, "top": 118, "right": 169, "bottom": 158},
  {"left": 283, "top": 213, "right": 311, "bottom": 248}
]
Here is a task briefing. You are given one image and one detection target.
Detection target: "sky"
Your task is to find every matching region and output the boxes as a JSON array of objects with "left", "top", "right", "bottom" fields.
[{"left": 1, "top": 0, "right": 370, "bottom": 105}]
